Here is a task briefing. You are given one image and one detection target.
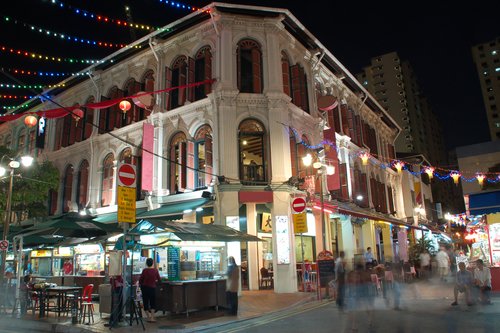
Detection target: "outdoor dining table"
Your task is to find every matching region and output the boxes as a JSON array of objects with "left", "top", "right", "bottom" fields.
[{"left": 38, "top": 285, "right": 82, "bottom": 323}]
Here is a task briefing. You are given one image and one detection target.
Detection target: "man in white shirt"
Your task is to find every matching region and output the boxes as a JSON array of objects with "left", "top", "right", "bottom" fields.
[
  {"left": 473, "top": 259, "right": 492, "bottom": 304},
  {"left": 436, "top": 247, "right": 450, "bottom": 282}
]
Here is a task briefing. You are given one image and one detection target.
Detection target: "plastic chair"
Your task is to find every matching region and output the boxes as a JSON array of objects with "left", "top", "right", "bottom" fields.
[{"left": 79, "top": 284, "right": 94, "bottom": 324}]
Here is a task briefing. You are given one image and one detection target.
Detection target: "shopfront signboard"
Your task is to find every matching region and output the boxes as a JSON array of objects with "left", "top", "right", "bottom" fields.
[
  {"left": 317, "top": 258, "right": 335, "bottom": 288},
  {"left": 293, "top": 213, "right": 308, "bottom": 234},
  {"left": 167, "top": 246, "right": 180, "bottom": 281}
]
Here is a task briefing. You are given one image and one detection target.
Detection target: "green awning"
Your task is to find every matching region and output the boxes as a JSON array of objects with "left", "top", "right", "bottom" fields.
[
  {"left": 135, "top": 220, "right": 262, "bottom": 242},
  {"left": 136, "top": 198, "right": 210, "bottom": 219}
]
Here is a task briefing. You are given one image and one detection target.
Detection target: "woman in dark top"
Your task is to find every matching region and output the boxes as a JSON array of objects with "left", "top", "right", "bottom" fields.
[{"left": 139, "top": 258, "right": 161, "bottom": 322}]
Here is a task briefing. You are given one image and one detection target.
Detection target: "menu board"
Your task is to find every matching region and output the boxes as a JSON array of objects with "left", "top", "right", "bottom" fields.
[
  {"left": 167, "top": 247, "right": 180, "bottom": 281},
  {"left": 317, "top": 259, "right": 335, "bottom": 288}
]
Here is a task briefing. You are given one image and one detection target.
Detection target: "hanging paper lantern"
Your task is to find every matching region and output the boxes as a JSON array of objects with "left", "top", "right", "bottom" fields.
[
  {"left": 72, "top": 108, "right": 84, "bottom": 125},
  {"left": 393, "top": 161, "right": 404, "bottom": 173},
  {"left": 119, "top": 100, "right": 132, "bottom": 113},
  {"left": 450, "top": 172, "right": 461, "bottom": 184},
  {"left": 24, "top": 115, "right": 37, "bottom": 128},
  {"left": 425, "top": 167, "right": 435, "bottom": 179},
  {"left": 360, "top": 152, "right": 370, "bottom": 166},
  {"left": 476, "top": 174, "right": 486, "bottom": 185}
]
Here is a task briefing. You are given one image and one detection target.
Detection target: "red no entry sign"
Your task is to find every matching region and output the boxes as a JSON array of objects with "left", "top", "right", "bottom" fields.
[
  {"left": 0, "top": 240, "right": 9, "bottom": 251},
  {"left": 117, "top": 163, "right": 136, "bottom": 187},
  {"left": 291, "top": 197, "right": 307, "bottom": 213}
]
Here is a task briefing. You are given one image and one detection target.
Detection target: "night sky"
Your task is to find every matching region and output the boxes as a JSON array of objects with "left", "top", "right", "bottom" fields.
[{"left": 1, "top": 1, "right": 500, "bottom": 149}]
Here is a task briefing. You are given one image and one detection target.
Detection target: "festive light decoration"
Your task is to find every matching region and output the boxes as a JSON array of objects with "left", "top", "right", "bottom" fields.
[
  {"left": 24, "top": 115, "right": 37, "bottom": 128},
  {"left": 0, "top": 83, "right": 65, "bottom": 89},
  {"left": 0, "top": 95, "right": 33, "bottom": 99},
  {"left": 425, "top": 167, "right": 434, "bottom": 179},
  {"left": 0, "top": 45, "right": 103, "bottom": 64},
  {"left": 44, "top": 0, "right": 161, "bottom": 31},
  {"left": 0, "top": 79, "right": 214, "bottom": 120},
  {"left": 450, "top": 171, "right": 461, "bottom": 184},
  {"left": 359, "top": 152, "right": 370, "bottom": 166},
  {"left": 72, "top": 108, "right": 84, "bottom": 125},
  {"left": 393, "top": 160, "right": 404, "bottom": 173},
  {"left": 286, "top": 124, "right": 500, "bottom": 185},
  {"left": 5, "top": 67, "right": 91, "bottom": 77},
  {"left": 476, "top": 174, "right": 486, "bottom": 185},
  {"left": 156, "top": 0, "right": 211, "bottom": 13},
  {"left": 119, "top": 100, "right": 131, "bottom": 113},
  {"left": 2, "top": 16, "right": 140, "bottom": 49}
]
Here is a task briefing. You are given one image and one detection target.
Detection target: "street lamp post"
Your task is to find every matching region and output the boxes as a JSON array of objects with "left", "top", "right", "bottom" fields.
[
  {"left": 0, "top": 155, "right": 33, "bottom": 289},
  {"left": 302, "top": 153, "right": 335, "bottom": 251}
]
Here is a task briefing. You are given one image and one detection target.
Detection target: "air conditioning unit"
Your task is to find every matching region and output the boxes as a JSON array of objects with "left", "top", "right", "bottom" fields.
[
  {"left": 407, "top": 144, "right": 414, "bottom": 150},
  {"left": 403, "top": 117, "right": 409, "bottom": 122},
  {"left": 404, "top": 126, "right": 411, "bottom": 131}
]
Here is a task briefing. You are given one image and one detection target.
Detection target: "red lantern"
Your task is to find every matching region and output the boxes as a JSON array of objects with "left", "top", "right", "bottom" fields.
[
  {"left": 24, "top": 115, "right": 38, "bottom": 128},
  {"left": 119, "top": 100, "right": 131, "bottom": 113},
  {"left": 72, "top": 108, "right": 84, "bottom": 126}
]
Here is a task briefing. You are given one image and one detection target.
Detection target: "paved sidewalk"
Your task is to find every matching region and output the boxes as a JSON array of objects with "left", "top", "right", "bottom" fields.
[{"left": 0, "top": 290, "right": 316, "bottom": 333}]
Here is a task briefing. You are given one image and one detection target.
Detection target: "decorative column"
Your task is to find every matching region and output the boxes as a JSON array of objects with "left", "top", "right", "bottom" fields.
[{"left": 246, "top": 203, "right": 259, "bottom": 291}]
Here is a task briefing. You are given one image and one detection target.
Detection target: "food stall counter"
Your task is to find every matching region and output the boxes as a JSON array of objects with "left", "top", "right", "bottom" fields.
[{"left": 156, "top": 279, "right": 227, "bottom": 316}]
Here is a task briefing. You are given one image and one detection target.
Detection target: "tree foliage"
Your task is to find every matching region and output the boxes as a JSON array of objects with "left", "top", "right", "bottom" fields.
[
  {"left": 0, "top": 146, "right": 59, "bottom": 221},
  {"left": 408, "top": 234, "right": 436, "bottom": 265}
]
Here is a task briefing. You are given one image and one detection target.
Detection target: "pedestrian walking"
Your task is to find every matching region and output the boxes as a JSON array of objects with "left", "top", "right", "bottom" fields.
[
  {"left": 139, "top": 257, "right": 161, "bottom": 322},
  {"left": 345, "top": 263, "right": 374, "bottom": 331},
  {"left": 436, "top": 246, "right": 450, "bottom": 282},
  {"left": 335, "top": 251, "right": 346, "bottom": 309},
  {"left": 226, "top": 256, "right": 240, "bottom": 316}
]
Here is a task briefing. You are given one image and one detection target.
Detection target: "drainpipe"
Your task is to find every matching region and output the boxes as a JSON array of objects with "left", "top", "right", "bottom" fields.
[{"left": 148, "top": 38, "right": 159, "bottom": 63}]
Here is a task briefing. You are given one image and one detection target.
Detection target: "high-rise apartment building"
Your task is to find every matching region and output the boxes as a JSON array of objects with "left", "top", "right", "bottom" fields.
[
  {"left": 357, "top": 52, "right": 459, "bottom": 215},
  {"left": 356, "top": 52, "right": 447, "bottom": 166},
  {"left": 471, "top": 37, "right": 500, "bottom": 141}
]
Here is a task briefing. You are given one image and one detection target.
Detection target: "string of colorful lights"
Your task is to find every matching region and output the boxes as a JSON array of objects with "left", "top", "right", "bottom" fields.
[
  {"left": 0, "top": 44, "right": 103, "bottom": 64},
  {"left": 2, "top": 16, "right": 140, "bottom": 49},
  {"left": 1, "top": 68, "right": 89, "bottom": 77},
  {"left": 0, "top": 83, "right": 65, "bottom": 89},
  {"left": 0, "top": 95, "right": 33, "bottom": 99},
  {"left": 288, "top": 126, "right": 500, "bottom": 184},
  {"left": 42, "top": 0, "right": 162, "bottom": 31}
]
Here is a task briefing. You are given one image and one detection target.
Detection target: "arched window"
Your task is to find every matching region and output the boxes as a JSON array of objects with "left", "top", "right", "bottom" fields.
[
  {"left": 62, "top": 165, "right": 74, "bottom": 213},
  {"left": 169, "top": 132, "right": 187, "bottom": 194},
  {"left": 101, "top": 153, "right": 115, "bottom": 207},
  {"left": 119, "top": 147, "right": 142, "bottom": 200},
  {"left": 17, "top": 129, "right": 26, "bottom": 153},
  {"left": 76, "top": 160, "right": 89, "bottom": 210},
  {"left": 290, "top": 64, "right": 309, "bottom": 113},
  {"left": 139, "top": 70, "right": 155, "bottom": 120},
  {"left": 193, "top": 47, "right": 212, "bottom": 101},
  {"left": 186, "top": 125, "right": 213, "bottom": 189},
  {"left": 82, "top": 96, "right": 95, "bottom": 141},
  {"left": 281, "top": 51, "right": 291, "bottom": 97},
  {"left": 237, "top": 39, "right": 262, "bottom": 93},
  {"left": 165, "top": 56, "right": 188, "bottom": 110},
  {"left": 123, "top": 79, "right": 140, "bottom": 127},
  {"left": 239, "top": 119, "right": 266, "bottom": 184},
  {"left": 99, "top": 87, "right": 124, "bottom": 134}
]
